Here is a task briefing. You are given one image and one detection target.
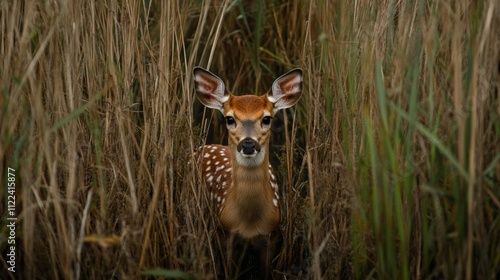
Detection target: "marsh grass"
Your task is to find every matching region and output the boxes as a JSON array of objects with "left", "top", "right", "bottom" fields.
[{"left": 1, "top": 0, "right": 499, "bottom": 279}]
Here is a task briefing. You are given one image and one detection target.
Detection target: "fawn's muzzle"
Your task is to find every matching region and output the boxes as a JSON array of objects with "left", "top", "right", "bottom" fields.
[{"left": 237, "top": 137, "right": 261, "bottom": 155}]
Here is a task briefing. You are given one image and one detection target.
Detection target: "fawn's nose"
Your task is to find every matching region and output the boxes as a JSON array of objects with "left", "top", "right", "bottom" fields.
[{"left": 238, "top": 137, "right": 261, "bottom": 155}]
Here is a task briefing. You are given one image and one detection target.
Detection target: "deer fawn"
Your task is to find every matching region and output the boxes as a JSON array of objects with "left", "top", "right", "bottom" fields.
[{"left": 193, "top": 66, "right": 302, "bottom": 277}]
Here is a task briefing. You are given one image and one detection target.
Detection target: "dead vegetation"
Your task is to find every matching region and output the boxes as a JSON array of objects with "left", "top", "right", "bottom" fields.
[{"left": 1, "top": 0, "right": 499, "bottom": 279}]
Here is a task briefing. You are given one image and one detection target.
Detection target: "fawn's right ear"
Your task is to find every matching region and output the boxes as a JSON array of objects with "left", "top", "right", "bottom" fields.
[{"left": 193, "top": 67, "right": 228, "bottom": 112}]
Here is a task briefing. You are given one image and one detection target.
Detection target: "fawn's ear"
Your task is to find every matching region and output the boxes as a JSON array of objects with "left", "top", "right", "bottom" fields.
[
  {"left": 267, "top": 68, "right": 302, "bottom": 112},
  {"left": 193, "top": 67, "right": 228, "bottom": 112}
]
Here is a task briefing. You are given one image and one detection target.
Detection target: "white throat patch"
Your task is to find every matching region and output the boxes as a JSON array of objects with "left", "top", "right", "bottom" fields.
[{"left": 235, "top": 146, "right": 266, "bottom": 168}]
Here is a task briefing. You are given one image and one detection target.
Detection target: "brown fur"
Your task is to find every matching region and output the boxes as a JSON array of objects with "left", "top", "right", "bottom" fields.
[
  {"left": 224, "top": 94, "right": 274, "bottom": 119},
  {"left": 220, "top": 152, "right": 280, "bottom": 238}
]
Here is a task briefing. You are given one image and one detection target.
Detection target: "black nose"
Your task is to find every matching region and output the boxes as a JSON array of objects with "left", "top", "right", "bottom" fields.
[
  {"left": 242, "top": 138, "right": 255, "bottom": 149},
  {"left": 237, "top": 137, "right": 261, "bottom": 155}
]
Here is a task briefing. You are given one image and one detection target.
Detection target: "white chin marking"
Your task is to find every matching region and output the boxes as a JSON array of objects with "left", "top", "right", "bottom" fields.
[
  {"left": 241, "top": 152, "right": 257, "bottom": 158},
  {"left": 236, "top": 148, "right": 265, "bottom": 167}
]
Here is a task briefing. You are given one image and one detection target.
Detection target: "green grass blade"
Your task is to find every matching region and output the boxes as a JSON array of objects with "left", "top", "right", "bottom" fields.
[
  {"left": 142, "top": 268, "right": 197, "bottom": 279},
  {"left": 375, "top": 62, "right": 388, "bottom": 130},
  {"left": 50, "top": 90, "right": 103, "bottom": 133},
  {"left": 388, "top": 101, "right": 469, "bottom": 181}
]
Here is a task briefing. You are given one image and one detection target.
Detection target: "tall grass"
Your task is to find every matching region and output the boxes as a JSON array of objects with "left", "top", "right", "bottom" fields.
[{"left": 1, "top": 0, "right": 499, "bottom": 279}]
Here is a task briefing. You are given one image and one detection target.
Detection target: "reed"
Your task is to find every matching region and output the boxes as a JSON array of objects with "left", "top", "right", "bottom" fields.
[{"left": 1, "top": 0, "right": 498, "bottom": 279}]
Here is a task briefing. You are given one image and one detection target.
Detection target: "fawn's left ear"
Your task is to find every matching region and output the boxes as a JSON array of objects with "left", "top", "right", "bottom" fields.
[{"left": 267, "top": 68, "right": 303, "bottom": 112}]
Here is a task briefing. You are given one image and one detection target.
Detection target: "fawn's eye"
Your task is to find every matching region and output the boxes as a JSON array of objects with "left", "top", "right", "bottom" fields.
[
  {"left": 262, "top": 116, "right": 272, "bottom": 125},
  {"left": 225, "top": 116, "right": 236, "bottom": 126}
]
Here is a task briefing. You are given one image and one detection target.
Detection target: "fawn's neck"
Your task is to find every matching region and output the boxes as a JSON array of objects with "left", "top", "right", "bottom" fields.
[
  {"left": 219, "top": 144, "right": 279, "bottom": 238},
  {"left": 229, "top": 145, "right": 274, "bottom": 214}
]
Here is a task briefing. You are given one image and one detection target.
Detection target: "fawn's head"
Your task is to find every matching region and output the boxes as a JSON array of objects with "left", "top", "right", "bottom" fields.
[{"left": 193, "top": 67, "right": 302, "bottom": 168}]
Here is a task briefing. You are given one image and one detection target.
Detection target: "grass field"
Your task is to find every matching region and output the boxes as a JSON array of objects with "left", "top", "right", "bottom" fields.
[{"left": 1, "top": 0, "right": 499, "bottom": 279}]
